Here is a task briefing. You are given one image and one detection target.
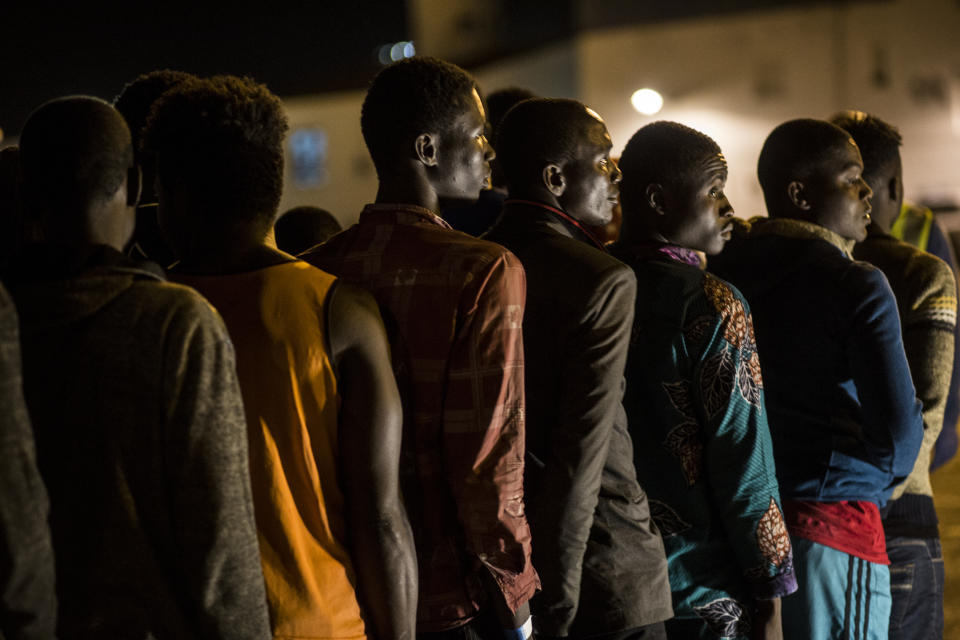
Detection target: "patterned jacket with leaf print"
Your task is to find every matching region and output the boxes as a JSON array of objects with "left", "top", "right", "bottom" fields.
[{"left": 611, "top": 242, "right": 798, "bottom": 639}]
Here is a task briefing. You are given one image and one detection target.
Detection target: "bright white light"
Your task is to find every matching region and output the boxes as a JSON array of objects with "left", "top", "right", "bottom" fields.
[
  {"left": 378, "top": 44, "right": 392, "bottom": 65},
  {"left": 403, "top": 41, "right": 416, "bottom": 58},
  {"left": 390, "top": 42, "right": 405, "bottom": 61},
  {"left": 631, "top": 88, "right": 664, "bottom": 115}
]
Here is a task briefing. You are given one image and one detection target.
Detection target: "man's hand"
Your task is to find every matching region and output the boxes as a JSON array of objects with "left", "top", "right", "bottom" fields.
[
  {"left": 752, "top": 597, "right": 783, "bottom": 640},
  {"left": 478, "top": 565, "right": 532, "bottom": 634}
]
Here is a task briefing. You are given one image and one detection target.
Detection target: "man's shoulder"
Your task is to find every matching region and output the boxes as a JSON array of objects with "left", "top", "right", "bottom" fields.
[
  {"left": 127, "top": 279, "right": 229, "bottom": 340},
  {"left": 861, "top": 235, "right": 954, "bottom": 289},
  {"left": 626, "top": 253, "right": 711, "bottom": 300},
  {"left": 306, "top": 218, "right": 519, "bottom": 273},
  {"left": 857, "top": 235, "right": 958, "bottom": 328},
  {"left": 523, "top": 240, "right": 634, "bottom": 316},
  {"left": 441, "top": 230, "right": 521, "bottom": 266},
  {"left": 829, "top": 256, "right": 895, "bottom": 299},
  {"left": 534, "top": 231, "right": 632, "bottom": 281},
  {"left": 679, "top": 271, "right": 753, "bottom": 336}
]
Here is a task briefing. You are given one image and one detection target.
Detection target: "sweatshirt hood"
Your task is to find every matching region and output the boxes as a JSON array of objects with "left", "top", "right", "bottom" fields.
[{"left": 7, "top": 244, "right": 166, "bottom": 330}]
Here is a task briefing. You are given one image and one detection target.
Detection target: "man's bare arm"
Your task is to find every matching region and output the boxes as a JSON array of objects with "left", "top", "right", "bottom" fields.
[{"left": 329, "top": 282, "right": 417, "bottom": 640}]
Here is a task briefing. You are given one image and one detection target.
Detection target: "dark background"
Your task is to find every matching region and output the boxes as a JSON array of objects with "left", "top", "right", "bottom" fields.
[{"left": 1, "top": 0, "right": 861, "bottom": 138}]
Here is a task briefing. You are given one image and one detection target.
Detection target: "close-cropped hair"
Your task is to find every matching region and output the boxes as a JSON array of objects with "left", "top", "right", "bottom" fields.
[
  {"left": 757, "top": 118, "right": 854, "bottom": 215},
  {"left": 142, "top": 75, "right": 289, "bottom": 225},
  {"left": 618, "top": 121, "right": 721, "bottom": 212},
  {"left": 19, "top": 96, "right": 132, "bottom": 215},
  {"left": 114, "top": 69, "right": 197, "bottom": 153},
  {"left": 829, "top": 110, "right": 902, "bottom": 185},
  {"left": 495, "top": 98, "right": 602, "bottom": 191},
  {"left": 361, "top": 56, "right": 477, "bottom": 175},
  {"left": 486, "top": 87, "right": 537, "bottom": 139},
  {"left": 274, "top": 205, "right": 342, "bottom": 255}
]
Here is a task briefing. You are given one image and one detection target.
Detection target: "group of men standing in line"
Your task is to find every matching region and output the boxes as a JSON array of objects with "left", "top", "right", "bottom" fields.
[{"left": 0, "top": 54, "right": 953, "bottom": 640}]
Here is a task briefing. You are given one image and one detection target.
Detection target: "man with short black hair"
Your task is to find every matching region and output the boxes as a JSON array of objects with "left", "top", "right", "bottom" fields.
[
  {"left": 113, "top": 68, "right": 196, "bottom": 266},
  {"left": 832, "top": 110, "right": 955, "bottom": 640},
  {"left": 275, "top": 205, "right": 342, "bottom": 254},
  {"left": 10, "top": 95, "right": 270, "bottom": 638},
  {"left": 302, "top": 57, "right": 539, "bottom": 640},
  {"left": 710, "top": 118, "right": 924, "bottom": 640},
  {"left": 613, "top": 121, "right": 796, "bottom": 640},
  {"left": 485, "top": 98, "right": 672, "bottom": 640}
]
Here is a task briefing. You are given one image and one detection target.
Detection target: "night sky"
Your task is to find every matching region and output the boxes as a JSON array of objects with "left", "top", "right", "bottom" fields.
[
  {"left": 2, "top": 2, "right": 410, "bottom": 138},
  {"left": 2, "top": 0, "right": 846, "bottom": 140}
]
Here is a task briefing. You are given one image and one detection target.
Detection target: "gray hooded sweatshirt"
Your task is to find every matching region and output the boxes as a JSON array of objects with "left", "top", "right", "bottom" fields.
[
  {"left": 0, "top": 281, "right": 56, "bottom": 639},
  {"left": 8, "top": 245, "right": 270, "bottom": 639}
]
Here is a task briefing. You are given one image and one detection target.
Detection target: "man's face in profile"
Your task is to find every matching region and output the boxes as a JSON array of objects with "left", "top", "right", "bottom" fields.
[
  {"left": 558, "top": 115, "right": 621, "bottom": 227},
  {"left": 432, "top": 88, "right": 494, "bottom": 202}
]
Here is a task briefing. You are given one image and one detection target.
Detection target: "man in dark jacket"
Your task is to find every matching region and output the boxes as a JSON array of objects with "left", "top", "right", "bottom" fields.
[
  {"left": 709, "top": 119, "right": 923, "bottom": 640},
  {"left": 484, "top": 98, "right": 672, "bottom": 640},
  {"left": 10, "top": 96, "right": 271, "bottom": 639}
]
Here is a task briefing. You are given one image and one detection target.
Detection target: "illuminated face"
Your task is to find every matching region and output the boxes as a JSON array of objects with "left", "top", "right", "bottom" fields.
[
  {"left": 432, "top": 88, "right": 495, "bottom": 201},
  {"left": 558, "top": 116, "right": 622, "bottom": 226},
  {"left": 806, "top": 140, "right": 873, "bottom": 242},
  {"left": 663, "top": 153, "right": 734, "bottom": 255}
]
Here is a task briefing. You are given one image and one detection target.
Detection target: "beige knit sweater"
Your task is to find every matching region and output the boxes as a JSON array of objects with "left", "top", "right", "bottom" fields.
[{"left": 854, "top": 228, "right": 958, "bottom": 499}]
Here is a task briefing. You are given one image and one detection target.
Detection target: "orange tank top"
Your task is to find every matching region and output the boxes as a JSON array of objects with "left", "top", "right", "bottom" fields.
[{"left": 177, "top": 261, "right": 366, "bottom": 640}]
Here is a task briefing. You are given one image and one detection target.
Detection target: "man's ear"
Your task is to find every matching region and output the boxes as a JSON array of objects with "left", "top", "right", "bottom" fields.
[
  {"left": 126, "top": 165, "right": 142, "bottom": 207},
  {"left": 415, "top": 133, "right": 439, "bottom": 167},
  {"left": 888, "top": 175, "right": 901, "bottom": 203},
  {"left": 787, "top": 181, "right": 811, "bottom": 210},
  {"left": 646, "top": 183, "right": 666, "bottom": 215},
  {"left": 543, "top": 163, "right": 565, "bottom": 197}
]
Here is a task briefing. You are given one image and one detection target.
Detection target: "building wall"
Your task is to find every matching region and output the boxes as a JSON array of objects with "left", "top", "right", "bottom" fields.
[
  {"left": 279, "top": 90, "right": 375, "bottom": 228},
  {"left": 576, "top": 0, "right": 960, "bottom": 216},
  {"left": 279, "top": 0, "right": 960, "bottom": 226}
]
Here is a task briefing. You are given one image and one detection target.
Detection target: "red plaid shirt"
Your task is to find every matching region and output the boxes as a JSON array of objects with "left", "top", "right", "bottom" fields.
[{"left": 301, "top": 204, "right": 539, "bottom": 631}]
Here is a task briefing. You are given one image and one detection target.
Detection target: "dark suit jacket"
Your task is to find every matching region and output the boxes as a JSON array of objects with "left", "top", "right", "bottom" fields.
[{"left": 484, "top": 201, "right": 672, "bottom": 637}]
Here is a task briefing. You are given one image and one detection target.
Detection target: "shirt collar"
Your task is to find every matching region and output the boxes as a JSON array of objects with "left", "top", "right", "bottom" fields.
[
  {"left": 750, "top": 216, "right": 856, "bottom": 257},
  {"left": 619, "top": 241, "right": 702, "bottom": 267},
  {"left": 360, "top": 203, "right": 453, "bottom": 230},
  {"left": 503, "top": 198, "right": 608, "bottom": 252}
]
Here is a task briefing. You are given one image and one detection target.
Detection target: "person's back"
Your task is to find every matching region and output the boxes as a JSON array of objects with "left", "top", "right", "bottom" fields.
[
  {"left": 146, "top": 75, "right": 416, "bottom": 640},
  {"left": 710, "top": 118, "right": 923, "bottom": 640},
  {"left": 714, "top": 220, "right": 918, "bottom": 499},
  {"left": 0, "top": 280, "right": 56, "bottom": 639},
  {"left": 888, "top": 201, "right": 960, "bottom": 470},
  {"left": 175, "top": 262, "right": 371, "bottom": 638},
  {"left": 11, "top": 96, "right": 270, "bottom": 639},
  {"left": 484, "top": 98, "right": 671, "bottom": 639},
  {"left": 12, "top": 248, "right": 263, "bottom": 637},
  {"left": 308, "top": 208, "right": 531, "bottom": 628},
  {"left": 302, "top": 57, "right": 539, "bottom": 639}
]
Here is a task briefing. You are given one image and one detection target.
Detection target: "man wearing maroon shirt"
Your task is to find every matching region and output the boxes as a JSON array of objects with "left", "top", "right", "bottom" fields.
[{"left": 302, "top": 57, "right": 539, "bottom": 640}]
